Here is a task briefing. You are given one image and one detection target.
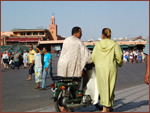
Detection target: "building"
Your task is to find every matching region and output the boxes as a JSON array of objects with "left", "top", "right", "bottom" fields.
[
  {"left": 1, "top": 31, "right": 13, "bottom": 46},
  {"left": 84, "top": 36, "right": 147, "bottom": 50},
  {"left": 1, "top": 16, "right": 65, "bottom": 50}
]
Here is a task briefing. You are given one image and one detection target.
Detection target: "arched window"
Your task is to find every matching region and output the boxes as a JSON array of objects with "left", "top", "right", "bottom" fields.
[
  {"left": 33, "top": 32, "right": 38, "bottom": 35},
  {"left": 40, "top": 32, "right": 44, "bottom": 35},
  {"left": 20, "top": 32, "right": 25, "bottom": 35},
  {"left": 27, "top": 32, "right": 32, "bottom": 35}
]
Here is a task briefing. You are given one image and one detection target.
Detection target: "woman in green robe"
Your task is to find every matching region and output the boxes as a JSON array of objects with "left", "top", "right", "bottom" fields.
[{"left": 92, "top": 28, "right": 123, "bottom": 112}]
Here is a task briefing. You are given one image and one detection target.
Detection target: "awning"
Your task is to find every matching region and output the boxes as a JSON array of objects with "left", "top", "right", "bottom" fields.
[
  {"left": 6, "top": 38, "right": 20, "bottom": 42},
  {"left": 128, "top": 44, "right": 135, "bottom": 47},
  {"left": 120, "top": 45, "right": 128, "bottom": 48},
  {"left": 19, "top": 38, "right": 28, "bottom": 42},
  {"left": 26, "top": 38, "right": 40, "bottom": 42},
  {"left": 86, "top": 45, "right": 95, "bottom": 48}
]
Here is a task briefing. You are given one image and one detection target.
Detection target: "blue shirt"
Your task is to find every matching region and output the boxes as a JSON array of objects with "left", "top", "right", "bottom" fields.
[
  {"left": 43, "top": 53, "right": 52, "bottom": 68},
  {"left": 144, "top": 37, "right": 149, "bottom": 55}
]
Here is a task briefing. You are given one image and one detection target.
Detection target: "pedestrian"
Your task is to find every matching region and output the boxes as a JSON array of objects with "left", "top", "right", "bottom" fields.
[
  {"left": 27, "top": 45, "right": 36, "bottom": 81},
  {"left": 144, "top": 37, "right": 149, "bottom": 85},
  {"left": 6, "top": 51, "right": 10, "bottom": 68},
  {"left": 135, "top": 50, "right": 138, "bottom": 63},
  {"left": 125, "top": 50, "right": 129, "bottom": 61},
  {"left": 138, "top": 51, "right": 142, "bottom": 62},
  {"left": 133, "top": 49, "right": 136, "bottom": 63},
  {"left": 18, "top": 52, "right": 22, "bottom": 68},
  {"left": 57, "top": 26, "right": 93, "bottom": 112},
  {"left": 39, "top": 46, "right": 53, "bottom": 90},
  {"left": 29, "top": 46, "right": 42, "bottom": 89},
  {"left": 92, "top": 28, "right": 123, "bottom": 112},
  {"left": 23, "top": 50, "right": 28, "bottom": 68},
  {"left": 142, "top": 50, "right": 146, "bottom": 63},
  {"left": 54, "top": 50, "right": 56, "bottom": 56},
  {"left": 123, "top": 52, "right": 127, "bottom": 63},
  {"left": 129, "top": 50, "right": 133, "bottom": 63},
  {"left": 1, "top": 52, "right": 4, "bottom": 65},
  {"left": 2, "top": 51, "right": 9, "bottom": 69},
  {"left": 12, "top": 50, "right": 19, "bottom": 69}
]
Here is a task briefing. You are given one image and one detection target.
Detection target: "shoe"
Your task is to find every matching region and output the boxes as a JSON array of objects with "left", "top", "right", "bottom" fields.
[
  {"left": 39, "top": 88, "right": 46, "bottom": 90},
  {"left": 34, "top": 86, "right": 40, "bottom": 89}
]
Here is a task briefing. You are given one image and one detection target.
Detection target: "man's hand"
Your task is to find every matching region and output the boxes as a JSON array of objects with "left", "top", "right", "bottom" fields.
[
  {"left": 29, "top": 66, "right": 31, "bottom": 69},
  {"left": 37, "top": 48, "right": 40, "bottom": 51},
  {"left": 45, "top": 67, "right": 48, "bottom": 72},
  {"left": 144, "top": 73, "right": 149, "bottom": 85}
]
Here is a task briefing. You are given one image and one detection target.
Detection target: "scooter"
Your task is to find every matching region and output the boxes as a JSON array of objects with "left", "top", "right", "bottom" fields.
[{"left": 50, "top": 63, "right": 102, "bottom": 112}]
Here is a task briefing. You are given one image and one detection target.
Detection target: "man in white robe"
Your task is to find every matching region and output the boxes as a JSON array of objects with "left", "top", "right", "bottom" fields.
[
  {"left": 57, "top": 27, "right": 92, "bottom": 77},
  {"left": 57, "top": 27, "right": 102, "bottom": 112}
]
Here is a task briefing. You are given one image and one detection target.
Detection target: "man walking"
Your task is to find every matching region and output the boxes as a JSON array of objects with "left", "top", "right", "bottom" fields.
[
  {"left": 57, "top": 26, "right": 93, "bottom": 112},
  {"left": 29, "top": 46, "right": 42, "bottom": 89},
  {"left": 27, "top": 45, "right": 36, "bottom": 81},
  {"left": 12, "top": 50, "right": 19, "bottom": 69},
  {"left": 39, "top": 46, "right": 53, "bottom": 90},
  {"left": 23, "top": 50, "right": 28, "bottom": 68}
]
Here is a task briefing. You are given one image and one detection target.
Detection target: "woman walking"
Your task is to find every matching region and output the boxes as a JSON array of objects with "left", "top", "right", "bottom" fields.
[
  {"left": 92, "top": 28, "right": 123, "bottom": 112},
  {"left": 2, "top": 51, "right": 9, "bottom": 69}
]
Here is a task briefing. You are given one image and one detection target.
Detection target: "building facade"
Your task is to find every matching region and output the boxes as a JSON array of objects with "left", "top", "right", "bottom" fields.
[{"left": 1, "top": 16, "right": 65, "bottom": 47}]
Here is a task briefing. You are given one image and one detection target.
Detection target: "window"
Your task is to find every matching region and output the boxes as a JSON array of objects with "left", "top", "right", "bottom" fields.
[
  {"left": 27, "top": 32, "right": 32, "bottom": 35},
  {"left": 33, "top": 32, "right": 38, "bottom": 35},
  {"left": 39, "top": 32, "right": 44, "bottom": 35},
  {"left": 20, "top": 32, "right": 25, "bottom": 35}
]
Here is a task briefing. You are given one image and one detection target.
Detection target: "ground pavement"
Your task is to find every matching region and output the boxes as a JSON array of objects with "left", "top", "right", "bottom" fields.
[
  {"left": 27, "top": 84, "right": 149, "bottom": 112},
  {"left": 1, "top": 54, "right": 149, "bottom": 112}
]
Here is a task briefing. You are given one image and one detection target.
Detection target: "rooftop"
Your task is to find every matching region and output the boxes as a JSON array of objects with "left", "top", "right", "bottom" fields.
[{"left": 11, "top": 29, "right": 49, "bottom": 32}]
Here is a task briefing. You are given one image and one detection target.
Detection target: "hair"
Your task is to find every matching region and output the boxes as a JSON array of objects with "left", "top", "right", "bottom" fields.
[
  {"left": 30, "top": 45, "right": 33, "bottom": 48},
  {"left": 72, "top": 26, "right": 81, "bottom": 35},
  {"left": 36, "top": 45, "right": 40, "bottom": 49},
  {"left": 102, "top": 28, "right": 111, "bottom": 38},
  {"left": 43, "top": 46, "right": 48, "bottom": 51}
]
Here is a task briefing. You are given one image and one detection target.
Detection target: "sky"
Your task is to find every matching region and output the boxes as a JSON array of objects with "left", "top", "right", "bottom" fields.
[{"left": 1, "top": 1, "right": 149, "bottom": 41}]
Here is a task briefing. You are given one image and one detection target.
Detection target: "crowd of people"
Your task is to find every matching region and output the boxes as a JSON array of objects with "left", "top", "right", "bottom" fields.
[
  {"left": 123, "top": 49, "right": 146, "bottom": 63},
  {"left": 1, "top": 45, "right": 53, "bottom": 90},
  {"left": 26, "top": 45, "right": 53, "bottom": 90},
  {"left": 1, "top": 50, "right": 29, "bottom": 69}
]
